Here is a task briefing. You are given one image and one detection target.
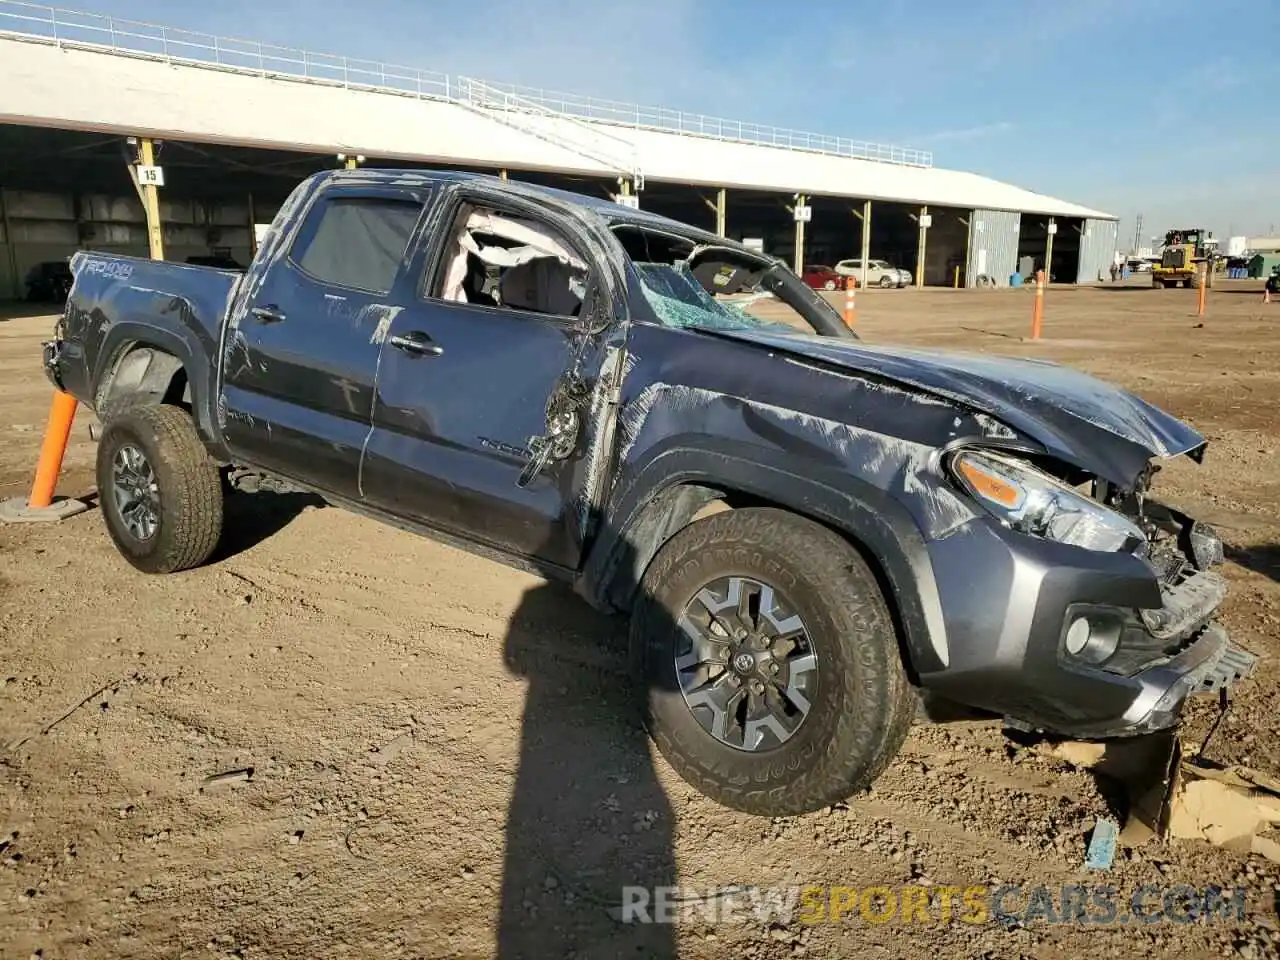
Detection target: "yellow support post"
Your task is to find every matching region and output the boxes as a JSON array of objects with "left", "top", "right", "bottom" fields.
[
  {"left": 0, "top": 186, "right": 20, "bottom": 300},
  {"left": 915, "top": 205, "right": 928, "bottom": 289},
  {"left": 793, "top": 193, "right": 807, "bottom": 275},
  {"left": 139, "top": 138, "right": 164, "bottom": 261},
  {"left": 701, "top": 190, "right": 729, "bottom": 237},
  {"left": 247, "top": 192, "right": 258, "bottom": 258},
  {"left": 859, "top": 200, "right": 871, "bottom": 292},
  {"left": 1044, "top": 217, "right": 1056, "bottom": 286}
]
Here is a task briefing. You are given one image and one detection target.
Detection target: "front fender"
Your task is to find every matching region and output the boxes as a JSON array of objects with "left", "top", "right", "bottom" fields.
[{"left": 578, "top": 438, "right": 951, "bottom": 676}]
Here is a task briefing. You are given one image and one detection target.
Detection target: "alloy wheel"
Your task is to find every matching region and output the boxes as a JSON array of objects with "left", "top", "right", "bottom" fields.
[
  {"left": 674, "top": 576, "right": 818, "bottom": 751},
  {"left": 111, "top": 443, "right": 161, "bottom": 541}
]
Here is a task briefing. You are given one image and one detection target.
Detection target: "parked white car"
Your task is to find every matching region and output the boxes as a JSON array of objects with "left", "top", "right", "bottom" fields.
[{"left": 834, "top": 258, "right": 911, "bottom": 288}]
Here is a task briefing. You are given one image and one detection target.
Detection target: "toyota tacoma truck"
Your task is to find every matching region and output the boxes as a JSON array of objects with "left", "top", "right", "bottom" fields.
[{"left": 44, "top": 169, "right": 1255, "bottom": 816}]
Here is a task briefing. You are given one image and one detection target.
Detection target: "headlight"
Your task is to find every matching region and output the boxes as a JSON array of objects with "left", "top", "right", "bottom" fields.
[{"left": 951, "top": 450, "right": 1144, "bottom": 552}]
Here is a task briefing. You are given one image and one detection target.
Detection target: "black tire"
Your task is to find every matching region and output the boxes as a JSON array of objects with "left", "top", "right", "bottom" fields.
[
  {"left": 632, "top": 507, "right": 915, "bottom": 816},
  {"left": 880, "top": 275, "right": 894, "bottom": 288},
  {"left": 823, "top": 279, "right": 836, "bottom": 290},
  {"left": 96, "top": 404, "right": 224, "bottom": 574}
]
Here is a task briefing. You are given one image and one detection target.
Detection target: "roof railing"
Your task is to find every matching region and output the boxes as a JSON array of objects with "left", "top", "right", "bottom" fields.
[{"left": 0, "top": 0, "right": 934, "bottom": 168}]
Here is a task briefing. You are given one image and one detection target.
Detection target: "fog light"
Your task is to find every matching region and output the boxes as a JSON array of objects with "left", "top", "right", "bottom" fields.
[
  {"left": 1065, "top": 618, "right": 1091, "bottom": 655},
  {"left": 1063, "top": 614, "right": 1121, "bottom": 664}
]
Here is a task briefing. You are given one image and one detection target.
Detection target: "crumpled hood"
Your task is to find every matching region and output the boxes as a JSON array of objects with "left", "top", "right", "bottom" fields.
[{"left": 707, "top": 327, "right": 1206, "bottom": 487}]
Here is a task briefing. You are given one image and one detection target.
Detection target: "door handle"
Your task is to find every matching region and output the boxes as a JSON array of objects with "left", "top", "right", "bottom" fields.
[
  {"left": 389, "top": 331, "right": 443, "bottom": 357},
  {"left": 250, "top": 304, "right": 287, "bottom": 324}
]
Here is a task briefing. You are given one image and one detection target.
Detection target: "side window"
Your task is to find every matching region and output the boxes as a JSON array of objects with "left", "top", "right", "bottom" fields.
[
  {"left": 427, "top": 203, "right": 589, "bottom": 320},
  {"left": 291, "top": 196, "right": 422, "bottom": 295}
]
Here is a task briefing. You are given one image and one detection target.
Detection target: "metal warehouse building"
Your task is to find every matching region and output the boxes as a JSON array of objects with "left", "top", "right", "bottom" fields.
[{"left": 0, "top": 3, "right": 1119, "bottom": 300}]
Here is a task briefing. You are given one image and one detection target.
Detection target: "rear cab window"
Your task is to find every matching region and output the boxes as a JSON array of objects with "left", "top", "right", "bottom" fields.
[{"left": 290, "top": 195, "right": 425, "bottom": 295}]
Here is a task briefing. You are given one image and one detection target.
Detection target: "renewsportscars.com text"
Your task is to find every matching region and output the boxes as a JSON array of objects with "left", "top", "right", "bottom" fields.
[{"left": 619, "top": 883, "right": 1249, "bottom": 926}]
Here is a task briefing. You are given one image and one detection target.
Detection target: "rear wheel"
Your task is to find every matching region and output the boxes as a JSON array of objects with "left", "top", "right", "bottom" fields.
[
  {"left": 880, "top": 275, "right": 894, "bottom": 289},
  {"left": 96, "top": 404, "right": 224, "bottom": 574},
  {"left": 823, "top": 279, "right": 836, "bottom": 290},
  {"left": 633, "top": 507, "right": 915, "bottom": 816}
]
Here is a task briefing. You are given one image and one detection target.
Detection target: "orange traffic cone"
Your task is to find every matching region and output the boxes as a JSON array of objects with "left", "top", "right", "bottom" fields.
[{"left": 0, "top": 390, "right": 91, "bottom": 523}]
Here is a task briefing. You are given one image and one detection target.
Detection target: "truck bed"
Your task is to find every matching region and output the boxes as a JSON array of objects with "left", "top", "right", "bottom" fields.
[{"left": 52, "top": 252, "right": 242, "bottom": 411}]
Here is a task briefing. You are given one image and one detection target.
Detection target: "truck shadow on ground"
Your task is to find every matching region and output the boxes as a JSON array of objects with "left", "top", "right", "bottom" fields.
[
  {"left": 1225, "top": 543, "right": 1280, "bottom": 585},
  {"left": 499, "top": 577, "right": 677, "bottom": 959},
  {"left": 211, "top": 489, "right": 327, "bottom": 562}
]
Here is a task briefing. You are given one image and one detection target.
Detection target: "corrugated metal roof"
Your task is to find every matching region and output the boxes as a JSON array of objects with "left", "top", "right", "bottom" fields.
[{"left": 0, "top": 36, "right": 1115, "bottom": 220}]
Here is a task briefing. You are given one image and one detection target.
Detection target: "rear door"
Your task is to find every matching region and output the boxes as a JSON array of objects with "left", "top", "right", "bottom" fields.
[
  {"left": 221, "top": 182, "right": 432, "bottom": 499},
  {"left": 360, "top": 189, "right": 626, "bottom": 571}
]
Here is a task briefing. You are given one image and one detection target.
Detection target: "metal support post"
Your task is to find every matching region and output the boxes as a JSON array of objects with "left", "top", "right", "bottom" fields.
[{"left": 139, "top": 138, "right": 164, "bottom": 261}]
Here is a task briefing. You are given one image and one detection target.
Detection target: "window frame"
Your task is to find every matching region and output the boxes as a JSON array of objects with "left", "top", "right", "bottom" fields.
[
  {"left": 286, "top": 188, "right": 429, "bottom": 297},
  {"left": 418, "top": 193, "right": 598, "bottom": 329}
]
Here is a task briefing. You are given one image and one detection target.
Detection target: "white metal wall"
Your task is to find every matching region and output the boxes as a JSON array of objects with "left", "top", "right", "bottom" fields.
[
  {"left": 967, "top": 209, "right": 1021, "bottom": 287},
  {"left": 1076, "top": 219, "right": 1119, "bottom": 283}
]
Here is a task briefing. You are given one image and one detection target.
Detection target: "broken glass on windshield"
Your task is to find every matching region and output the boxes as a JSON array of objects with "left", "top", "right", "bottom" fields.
[{"left": 633, "top": 261, "right": 796, "bottom": 334}]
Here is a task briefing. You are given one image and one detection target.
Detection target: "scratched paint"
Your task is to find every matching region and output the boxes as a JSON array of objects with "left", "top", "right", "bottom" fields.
[
  {"left": 362, "top": 304, "right": 404, "bottom": 345},
  {"left": 616, "top": 381, "right": 976, "bottom": 541}
]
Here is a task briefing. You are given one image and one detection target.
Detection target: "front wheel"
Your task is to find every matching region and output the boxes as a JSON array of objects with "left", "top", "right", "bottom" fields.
[
  {"left": 96, "top": 404, "right": 224, "bottom": 574},
  {"left": 823, "top": 279, "right": 836, "bottom": 290},
  {"left": 632, "top": 507, "right": 915, "bottom": 816},
  {"left": 880, "top": 276, "right": 894, "bottom": 289}
]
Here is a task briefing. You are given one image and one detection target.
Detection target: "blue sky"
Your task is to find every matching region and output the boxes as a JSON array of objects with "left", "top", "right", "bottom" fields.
[{"left": 68, "top": 0, "right": 1280, "bottom": 242}]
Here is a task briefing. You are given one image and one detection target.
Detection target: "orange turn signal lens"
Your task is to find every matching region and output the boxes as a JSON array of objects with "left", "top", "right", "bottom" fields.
[{"left": 957, "top": 457, "right": 1023, "bottom": 508}]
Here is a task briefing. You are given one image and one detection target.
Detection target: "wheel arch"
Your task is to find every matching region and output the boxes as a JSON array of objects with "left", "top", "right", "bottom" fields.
[
  {"left": 577, "top": 445, "right": 949, "bottom": 678},
  {"left": 97, "top": 343, "right": 188, "bottom": 410},
  {"left": 93, "top": 328, "right": 220, "bottom": 452}
]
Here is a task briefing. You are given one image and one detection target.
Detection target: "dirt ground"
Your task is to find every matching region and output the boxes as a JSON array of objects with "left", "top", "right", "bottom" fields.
[{"left": 2, "top": 279, "right": 1279, "bottom": 960}]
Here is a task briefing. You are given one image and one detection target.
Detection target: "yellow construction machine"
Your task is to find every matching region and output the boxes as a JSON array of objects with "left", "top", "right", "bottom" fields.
[{"left": 1151, "top": 228, "right": 1216, "bottom": 288}]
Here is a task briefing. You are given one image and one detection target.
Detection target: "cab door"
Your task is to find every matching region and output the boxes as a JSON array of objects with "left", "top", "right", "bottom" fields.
[
  {"left": 220, "top": 182, "right": 433, "bottom": 500},
  {"left": 359, "top": 189, "right": 627, "bottom": 571}
]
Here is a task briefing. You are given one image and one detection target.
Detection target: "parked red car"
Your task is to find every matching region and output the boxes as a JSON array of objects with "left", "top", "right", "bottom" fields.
[{"left": 802, "top": 264, "right": 847, "bottom": 290}]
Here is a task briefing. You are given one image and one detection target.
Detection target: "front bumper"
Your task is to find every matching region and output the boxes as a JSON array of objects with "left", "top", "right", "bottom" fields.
[
  {"left": 1086, "top": 621, "right": 1257, "bottom": 737},
  {"left": 917, "top": 517, "right": 1257, "bottom": 738}
]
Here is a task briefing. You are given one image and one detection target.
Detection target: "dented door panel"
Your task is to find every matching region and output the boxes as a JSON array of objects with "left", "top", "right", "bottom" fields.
[{"left": 361, "top": 300, "right": 597, "bottom": 568}]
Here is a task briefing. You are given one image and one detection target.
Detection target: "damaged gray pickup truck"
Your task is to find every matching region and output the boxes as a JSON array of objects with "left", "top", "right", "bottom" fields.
[{"left": 46, "top": 169, "right": 1255, "bottom": 816}]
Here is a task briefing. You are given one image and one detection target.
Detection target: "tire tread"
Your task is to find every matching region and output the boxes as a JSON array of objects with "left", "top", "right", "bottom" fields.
[
  {"left": 633, "top": 507, "right": 915, "bottom": 816},
  {"left": 96, "top": 403, "right": 223, "bottom": 574}
]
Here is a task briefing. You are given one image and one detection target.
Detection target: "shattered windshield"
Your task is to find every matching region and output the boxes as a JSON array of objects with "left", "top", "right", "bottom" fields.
[{"left": 633, "top": 261, "right": 797, "bottom": 334}]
